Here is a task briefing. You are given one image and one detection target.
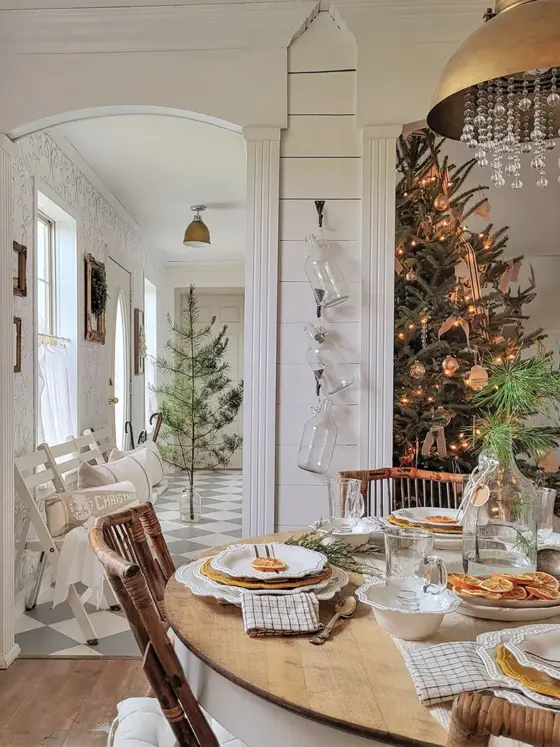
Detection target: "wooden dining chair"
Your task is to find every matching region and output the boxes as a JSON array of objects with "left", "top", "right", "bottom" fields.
[
  {"left": 448, "top": 692, "right": 560, "bottom": 746},
  {"left": 339, "top": 467, "right": 468, "bottom": 517},
  {"left": 90, "top": 506, "right": 219, "bottom": 747},
  {"left": 90, "top": 503, "right": 175, "bottom": 622}
]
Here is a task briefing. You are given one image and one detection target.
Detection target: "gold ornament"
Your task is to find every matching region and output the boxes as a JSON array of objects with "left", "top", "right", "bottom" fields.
[
  {"left": 442, "top": 356, "right": 459, "bottom": 376},
  {"left": 409, "top": 361, "right": 426, "bottom": 380},
  {"left": 405, "top": 270, "right": 417, "bottom": 282},
  {"left": 467, "top": 364, "right": 489, "bottom": 391},
  {"left": 434, "top": 194, "right": 449, "bottom": 212}
]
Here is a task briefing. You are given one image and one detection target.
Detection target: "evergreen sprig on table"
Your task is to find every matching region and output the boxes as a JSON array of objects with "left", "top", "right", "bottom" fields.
[{"left": 284, "top": 531, "right": 381, "bottom": 575}]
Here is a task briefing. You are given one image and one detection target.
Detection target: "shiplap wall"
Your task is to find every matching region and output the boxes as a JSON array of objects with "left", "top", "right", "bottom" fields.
[{"left": 276, "top": 12, "right": 360, "bottom": 530}]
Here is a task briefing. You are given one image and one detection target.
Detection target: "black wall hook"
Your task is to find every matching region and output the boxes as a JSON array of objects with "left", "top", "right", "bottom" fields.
[{"left": 315, "top": 200, "right": 325, "bottom": 229}]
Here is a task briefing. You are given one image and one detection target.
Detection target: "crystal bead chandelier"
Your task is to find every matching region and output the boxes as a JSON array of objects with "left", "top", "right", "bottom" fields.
[{"left": 428, "top": 0, "right": 560, "bottom": 190}]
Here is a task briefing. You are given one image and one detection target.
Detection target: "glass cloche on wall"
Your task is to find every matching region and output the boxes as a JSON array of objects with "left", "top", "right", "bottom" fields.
[
  {"left": 304, "top": 323, "right": 354, "bottom": 396},
  {"left": 297, "top": 399, "right": 338, "bottom": 474},
  {"left": 304, "top": 235, "right": 349, "bottom": 315}
]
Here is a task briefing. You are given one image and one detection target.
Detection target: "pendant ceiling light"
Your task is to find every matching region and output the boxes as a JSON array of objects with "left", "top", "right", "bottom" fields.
[
  {"left": 183, "top": 205, "right": 211, "bottom": 247},
  {"left": 427, "top": 0, "right": 560, "bottom": 190}
]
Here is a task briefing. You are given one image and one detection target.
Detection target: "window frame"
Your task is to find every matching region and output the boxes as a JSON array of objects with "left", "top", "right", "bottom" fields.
[{"left": 37, "top": 210, "right": 56, "bottom": 337}]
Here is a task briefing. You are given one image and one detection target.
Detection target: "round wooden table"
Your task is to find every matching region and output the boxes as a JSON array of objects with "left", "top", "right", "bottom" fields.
[{"left": 164, "top": 532, "right": 447, "bottom": 747}]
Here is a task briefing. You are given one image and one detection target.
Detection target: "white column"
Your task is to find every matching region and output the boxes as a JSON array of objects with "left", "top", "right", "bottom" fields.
[
  {"left": 0, "top": 135, "right": 19, "bottom": 668},
  {"left": 242, "top": 127, "right": 280, "bottom": 536},
  {"left": 360, "top": 125, "right": 400, "bottom": 473}
]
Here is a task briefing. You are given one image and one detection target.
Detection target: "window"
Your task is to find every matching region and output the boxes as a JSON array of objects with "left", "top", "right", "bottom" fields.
[
  {"left": 37, "top": 212, "right": 55, "bottom": 336},
  {"left": 144, "top": 278, "right": 158, "bottom": 424},
  {"left": 36, "top": 193, "right": 78, "bottom": 446}
]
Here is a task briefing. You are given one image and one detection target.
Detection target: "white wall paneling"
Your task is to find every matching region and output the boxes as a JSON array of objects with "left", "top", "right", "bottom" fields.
[
  {"left": 277, "top": 364, "right": 360, "bottom": 407},
  {"left": 280, "top": 199, "right": 360, "bottom": 241},
  {"left": 279, "top": 281, "right": 360, "bottom": 323},
  {"left": 281, "top": 116, "right": 360, "bottom": 158},
  {"left": 287, "top": 10, "right": 356, "bottom": 74},
  {"left": 278, "top": 404, "right": 359, "bottom": 447},
  {"left": 0, "top": 135, "right": 19, "bottom": 669},
  {"left": 277, "top": 445, "right": 360, "bottom": 488},
  {"left": 243, "top": 127, "right": 281, "bottom": 537},
  {"left": 360, "top": 126, "right": 400, "bottom": 471},
  {"left": 288, "top": 71, "right": 356, "bottom": 116},
  {"left": 280, "top": 158, "right": 360, "bottom": 200}
]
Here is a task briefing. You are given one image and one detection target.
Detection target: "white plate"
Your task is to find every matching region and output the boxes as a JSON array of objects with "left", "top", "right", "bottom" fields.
[
  {"left": 175, "top": 560, "right": 349, "bottom": 607},
  {"left": 192, "top": 561, "right": 333, "bottom": 596},
  {"left": 392, "top": 507, "right": 460, "bottom": 529},
  {"left": 476, "top": 625, "right": 560, "bottom": 708},
  {"left": 506, "top": 628, "right": 560, "bottom": 679},
  {"left": 458, "top": 600, "right": 560, "bottom": 622},
  {"left": 210, "top": 542, "right": 327, "bottom": 581}
]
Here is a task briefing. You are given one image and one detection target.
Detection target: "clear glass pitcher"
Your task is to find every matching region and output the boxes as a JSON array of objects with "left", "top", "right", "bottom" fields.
[
  {"left": 297, "top": 399, "right": 338, "bottom": 474},
  {"left": 462, "top": 450, "right": 538, "bottom": 575},
  {"left": 304, "top": 324, "right": 354, "bottom": 396},
  {"left": 304, "top": 235, "right": 350, "bottom": 314}
]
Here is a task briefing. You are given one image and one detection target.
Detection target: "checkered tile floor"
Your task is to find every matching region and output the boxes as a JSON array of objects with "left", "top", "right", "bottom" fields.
[{"left": 15, "top": 470, "right": 243, "bottom": 657}]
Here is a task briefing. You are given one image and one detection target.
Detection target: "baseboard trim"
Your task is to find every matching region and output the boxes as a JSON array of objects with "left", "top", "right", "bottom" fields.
[{"left": 0, "top": 643, "right": 21, "bottom": 669}]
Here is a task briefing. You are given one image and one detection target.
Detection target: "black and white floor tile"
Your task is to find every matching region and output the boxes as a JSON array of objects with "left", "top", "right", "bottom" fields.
[{"left": 15, "top": 470, "right": 243, "bottom": 657}]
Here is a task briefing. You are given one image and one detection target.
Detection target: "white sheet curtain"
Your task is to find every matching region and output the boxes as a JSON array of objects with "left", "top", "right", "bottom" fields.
[{"left": 37, "top": 342, "right": 75, "bottom": 446}]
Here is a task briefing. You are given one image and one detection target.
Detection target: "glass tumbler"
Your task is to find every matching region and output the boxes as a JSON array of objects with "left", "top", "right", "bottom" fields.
[
  {"left": 326, "top": 477, "right": 363, "bottom": 532},
  {"left": 538, "top": 488, "right": 557, "bottom": 542},
  {"left": 384, "top": 527, "right": 448, "bottom": 596}
]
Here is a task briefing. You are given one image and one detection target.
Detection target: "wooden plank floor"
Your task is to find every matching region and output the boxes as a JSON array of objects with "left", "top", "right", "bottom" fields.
[{"left": 0, "top": 659, "right": 149, "bottom": 747}]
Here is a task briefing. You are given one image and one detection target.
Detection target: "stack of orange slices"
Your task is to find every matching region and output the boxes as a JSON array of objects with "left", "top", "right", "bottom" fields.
[{"left": 448, "top": 572, "right": 560, "bottom": 603}]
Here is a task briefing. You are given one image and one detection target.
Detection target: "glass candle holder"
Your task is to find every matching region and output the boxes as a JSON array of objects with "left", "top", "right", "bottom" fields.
[{"left": 538, "top": 488, "right": 557, "bottom": 543}]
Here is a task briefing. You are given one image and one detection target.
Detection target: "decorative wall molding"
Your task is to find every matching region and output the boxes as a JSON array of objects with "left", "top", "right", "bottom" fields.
[
  {"left": 243, "top": 126, "right": 281, "bottom": 536},
  {"left": 0, "top": 2, "right": 320, "bottom": 54},
  {"left": 0, "top": 134, "right": 20, "bottom": 668},
  {"left": 360, "top": 125, "right": 400, "bottom": 480}
]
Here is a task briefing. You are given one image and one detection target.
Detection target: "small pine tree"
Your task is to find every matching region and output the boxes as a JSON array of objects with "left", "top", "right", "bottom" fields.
[
  {"left": 394, "top": 130, "right": 544, "bottom": 473},
  {"left": 155, "top": 286, "right": 243, "bottom": 512}
]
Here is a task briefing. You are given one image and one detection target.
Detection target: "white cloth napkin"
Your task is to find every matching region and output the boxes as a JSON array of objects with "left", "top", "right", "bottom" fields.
[
  {"left": 241, "top": 592, "right": 321, "bottom": 637},
  {"left": 402, "top": 641, "right": 501, "bottom": 706},
  {"left": 53, "top": 522, "right": 105, "bottom": 608}
]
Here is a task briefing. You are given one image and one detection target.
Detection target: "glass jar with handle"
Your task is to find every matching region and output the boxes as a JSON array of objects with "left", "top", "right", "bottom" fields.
[
  {"left": 304, "top": 235, "right": 349, "bottom": 315},
  {"left": 384, "top": 527, "right": 448, "bottom": 598},
  {"left": 297, "top": 399, "right": 337, "bottom": 474},
  {"left": 304, "top": 323, "right": 354, "bottom": 396}
]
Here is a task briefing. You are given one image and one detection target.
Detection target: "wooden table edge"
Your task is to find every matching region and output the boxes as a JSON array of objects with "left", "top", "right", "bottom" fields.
[{"left": 165, "top": 579, "right": 444, "bottom": 747}]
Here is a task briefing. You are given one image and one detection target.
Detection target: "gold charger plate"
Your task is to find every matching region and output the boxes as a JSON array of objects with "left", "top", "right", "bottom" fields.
[
  {"left": 386, "top": 515, "right": 462, "bottom": 535},
  {"left": 200, "top": 559, "right": 333, "bottom": 590},
  {"left": 497, "top": 645, "right": 560, "bottom": 699}
]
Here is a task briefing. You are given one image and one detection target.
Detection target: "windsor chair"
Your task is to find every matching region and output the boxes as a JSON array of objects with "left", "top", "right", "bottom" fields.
[{"left": 339, "top": 467, "right": 467, "bottom": 517}]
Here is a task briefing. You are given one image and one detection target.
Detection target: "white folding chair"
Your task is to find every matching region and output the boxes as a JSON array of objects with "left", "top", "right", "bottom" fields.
[
  {"left": 80, "top": 426, "right": 116, "bottom": 464},
  {"left": 14, "top": 447, "right": 99, "bottom": 645}
]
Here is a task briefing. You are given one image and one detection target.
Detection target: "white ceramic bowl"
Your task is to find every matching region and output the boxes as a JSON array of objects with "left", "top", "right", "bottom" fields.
[
  {"left": 308, "top": 519, "right": 373, "bottom": 550},
  {"left": 356, "top": 579, "right": 460, "bottom": 641}
]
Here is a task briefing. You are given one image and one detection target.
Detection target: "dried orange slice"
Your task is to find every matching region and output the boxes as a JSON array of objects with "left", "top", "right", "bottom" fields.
[
  {"left": 501, "top": 586, "right": 528, "bottom": 600},
  {"left": 496, "top": 573, "right": 538, "bottom": 586},
  {"left": 458, "top": 588, "right": 486, "bottom": 598},
  {"left": 525, "top": 586, "right": 560, "bottom": 601},
  {"left": 448, "top": 573, "right": 483, "bottom": 591},
  {"left": 480, "top": 577, "right": 514, "bottom": 593},
  {"left": 530, "top": 573, "right": 559, "bottom": 591},
  {"left": 427, "top": 515, "right": 457, "bottom": 524},
  {"left": 478, "top": 590, "right": 503, "bottom": 600}
]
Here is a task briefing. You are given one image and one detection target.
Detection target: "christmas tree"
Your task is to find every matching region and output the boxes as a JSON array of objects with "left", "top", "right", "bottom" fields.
[
  {"left": 393, "top": 129, "right": 544, "bottom": 474},
  {"left": 155, "top": 285, "right": 243, "bottom": 505}
]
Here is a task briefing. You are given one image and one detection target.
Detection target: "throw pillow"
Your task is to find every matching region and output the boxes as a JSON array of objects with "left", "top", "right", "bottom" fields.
[
  {"left": 78, "top": 458, "right": 152, "bottom": 503},
  {"left": 109, "top": 442, "right": 165, "bottom": 488},
  {"left": 112, "top": 698, "right": 176, "bottom": 747},
  {"left": 45, "top": 481, "right": 138, "bottom": 537}
]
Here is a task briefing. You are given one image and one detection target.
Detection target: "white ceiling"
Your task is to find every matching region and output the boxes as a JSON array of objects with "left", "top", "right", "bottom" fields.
[{"left": 55, "top": 114, "right": 246, "bottom": 264}]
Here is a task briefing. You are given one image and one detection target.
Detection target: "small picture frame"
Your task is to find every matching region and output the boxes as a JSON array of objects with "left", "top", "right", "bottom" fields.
[
  {"left": 14, "top": 317, "right": 22, "bottom": 373},
  {"left": 85, "top": 253, "right": 106, "bottom": 344},
  {"left": 13, "top": 241, "right": 27, "bottom": 297},
  {"left": 134, "top": 308, "right": 145, "bottom": 375}
]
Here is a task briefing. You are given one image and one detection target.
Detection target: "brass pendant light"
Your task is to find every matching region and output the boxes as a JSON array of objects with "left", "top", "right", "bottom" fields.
[
  {"left": 183, "top": 205, "right": 211, "bottom": 247},
  {"left": 427, "top": 0, "right": 560, "bottom": 189}
]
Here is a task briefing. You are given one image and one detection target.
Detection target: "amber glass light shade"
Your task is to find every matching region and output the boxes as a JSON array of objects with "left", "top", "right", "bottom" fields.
[{"left": 183, "top": 206, "right": 211, "bottom": 247}]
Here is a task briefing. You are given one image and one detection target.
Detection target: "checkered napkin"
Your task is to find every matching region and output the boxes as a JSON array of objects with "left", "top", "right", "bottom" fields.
[
  {"left": 402, "top": 641, "right": 501, "bottom": 706},
  {"left": 241, "top": 592, "right": 321, "bottom": 637}
]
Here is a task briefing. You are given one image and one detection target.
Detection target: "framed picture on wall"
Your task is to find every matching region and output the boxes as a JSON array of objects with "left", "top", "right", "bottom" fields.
[
  {"left": 13, "top": 241, "right": 27, "bottom": 297},
  {"left": 134, "top": 308, "right": 146, "bottom": 375},
  {"left": 14, "top": 317, "right": 22, "bottom": 373},
  {"left": 85, "top": 253, "right": 107, "bottom": 344}
]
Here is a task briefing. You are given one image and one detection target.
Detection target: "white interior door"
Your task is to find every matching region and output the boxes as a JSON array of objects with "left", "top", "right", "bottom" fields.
[
  {"left": 185, "top": 291, "right": 244, "bottom": 470},
  {"left": 106, "top": 258, "right": 132, "bottom": 450}
]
